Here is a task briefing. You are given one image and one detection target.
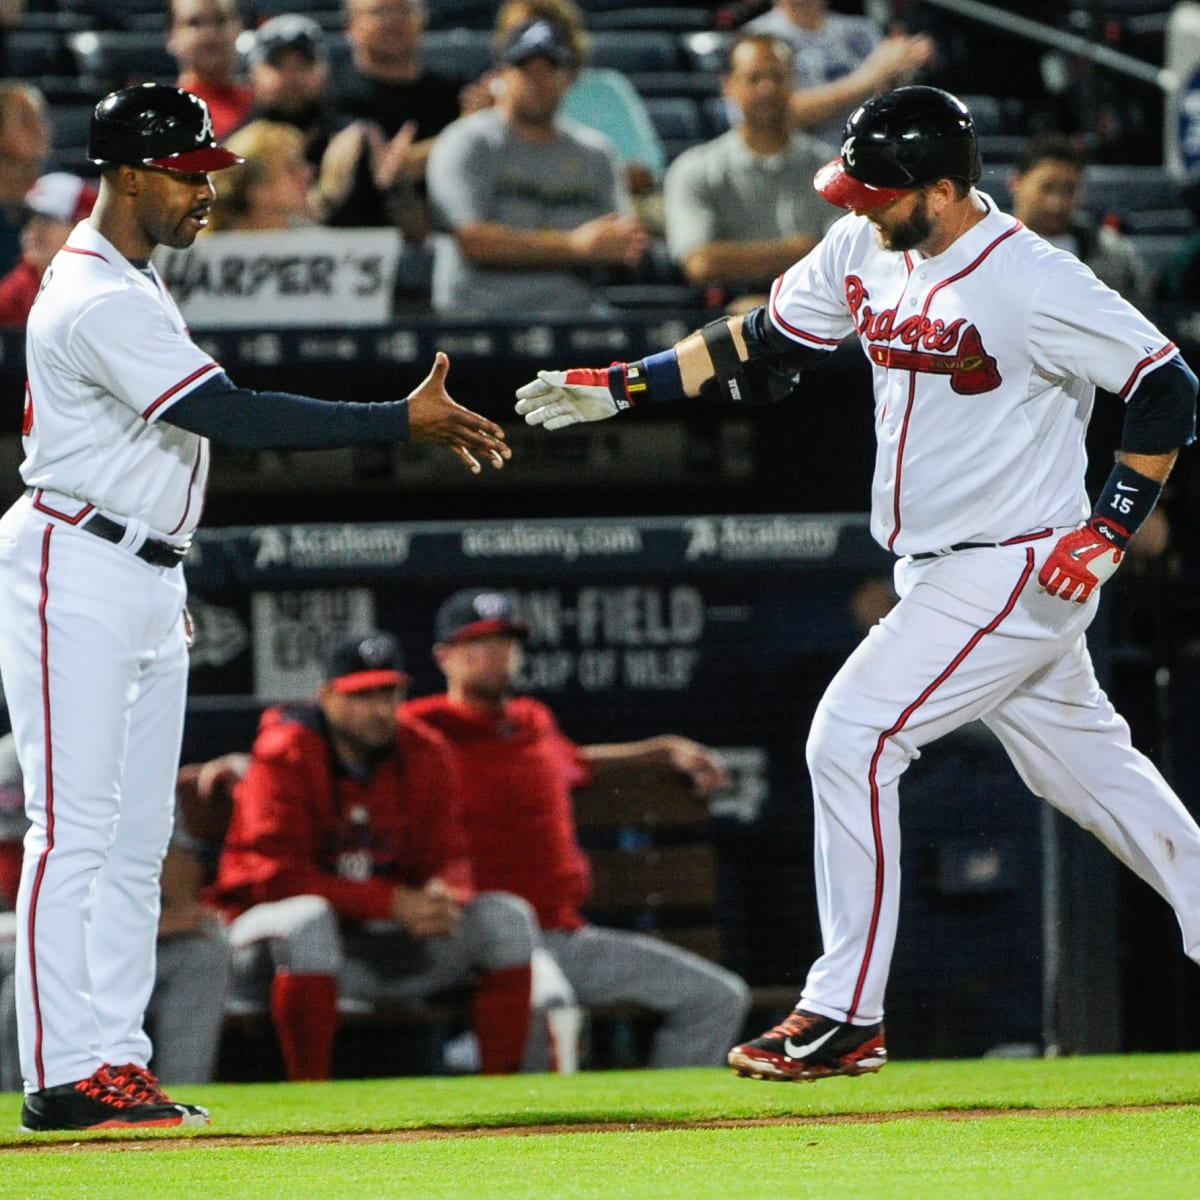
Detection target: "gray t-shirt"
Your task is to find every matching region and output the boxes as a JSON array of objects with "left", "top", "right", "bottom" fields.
[
  {"left": 427, "top": 108, "right": 629, "bottom": 316},
  {"left": 664, "top": 129, "right": 838, "bottom": 281}
]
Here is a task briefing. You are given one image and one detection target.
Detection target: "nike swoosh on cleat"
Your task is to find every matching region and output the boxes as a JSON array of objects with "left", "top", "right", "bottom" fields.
[{"left": 783, "top": 1025, "right": 842, "bottom": 1059}]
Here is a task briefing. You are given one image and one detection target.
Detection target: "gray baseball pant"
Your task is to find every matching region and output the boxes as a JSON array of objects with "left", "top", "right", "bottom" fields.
[
  {"left": 226, "top": 891, "right": 538, "bottom": 1007},
  {"left": 526, "top": 925, "right": 751, "bottom": 1070}
]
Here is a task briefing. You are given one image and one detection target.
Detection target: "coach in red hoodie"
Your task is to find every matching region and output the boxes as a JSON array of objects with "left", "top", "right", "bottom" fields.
[{"left": 210, "top": 630, "right": 536, "bottom": 1080}]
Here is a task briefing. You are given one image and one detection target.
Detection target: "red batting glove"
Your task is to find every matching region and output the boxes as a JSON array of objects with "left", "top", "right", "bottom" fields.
[{"left": 1037, "top": 521, "right": 1125, "bottom": 604}]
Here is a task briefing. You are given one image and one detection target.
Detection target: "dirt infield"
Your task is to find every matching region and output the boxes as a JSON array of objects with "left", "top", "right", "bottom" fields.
[{"left": 3, "top": 1103, "right": 1189, "bottom": 1153}]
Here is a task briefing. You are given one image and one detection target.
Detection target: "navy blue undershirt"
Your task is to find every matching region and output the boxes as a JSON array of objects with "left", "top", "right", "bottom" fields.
[{"left": 165, "top": 372, "right": 409, "bottom": 450}]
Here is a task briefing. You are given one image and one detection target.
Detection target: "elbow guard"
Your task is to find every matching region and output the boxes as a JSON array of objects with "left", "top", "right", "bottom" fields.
[
  {"left": 697, "top": 314, "right": 807, "bottom": 406},
  {"left": 1121, "top": 355, "right": 1197, "bottom": 454}
]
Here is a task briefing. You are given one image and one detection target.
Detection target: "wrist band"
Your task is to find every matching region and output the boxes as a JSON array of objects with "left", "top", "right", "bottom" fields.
[
  {"left": 1091, "top": 461, "right": 1163, "bottom": 548},
  {"left": 607, "top": 349, "right": 686, "bottom": 408}
]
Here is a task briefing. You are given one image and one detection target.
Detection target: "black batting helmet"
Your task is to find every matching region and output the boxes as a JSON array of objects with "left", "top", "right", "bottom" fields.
[
  {"left": 815, "top": 86, "right": 981, "bottom": 211},
  {"left": 88, "top": 83, "right": 242, "bottom": 173}
]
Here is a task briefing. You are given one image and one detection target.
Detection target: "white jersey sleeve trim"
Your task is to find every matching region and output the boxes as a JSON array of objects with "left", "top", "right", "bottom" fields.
[
  {"left": 1118, "top": 342, "right": 1178, "bottom": 400},
  {"left": 142, "top": 362, "right": 223, "bottom": 420},
  {"left": 767, "top": 275, "right": 845, "bottom": 349}
]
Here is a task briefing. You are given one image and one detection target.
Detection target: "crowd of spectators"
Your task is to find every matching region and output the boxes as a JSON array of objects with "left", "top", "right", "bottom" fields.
[{"left": 0, "top": 1, "right": 1190, "bottom": 325}]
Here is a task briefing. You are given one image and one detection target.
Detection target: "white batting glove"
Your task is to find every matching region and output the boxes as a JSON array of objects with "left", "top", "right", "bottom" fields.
[{"left": 515, "top": 368, "right": 626, "bottom": 430}]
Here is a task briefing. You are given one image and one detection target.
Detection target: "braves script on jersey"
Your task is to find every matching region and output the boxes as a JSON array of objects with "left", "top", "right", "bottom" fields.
[
  {"left": 0, "top": 219, "right": 220, "bottom": 1093},
  {"left": 768, "top": 195, "right": 1174, "bottom": 556}
]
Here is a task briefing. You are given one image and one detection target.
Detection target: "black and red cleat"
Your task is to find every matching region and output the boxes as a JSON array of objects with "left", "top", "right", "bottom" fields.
[
  {"left": 19, "top": 1064, "right": 208, "bottom": 1131},
  {"left": 102, "top": 1063, "right": 210, "bottom": 1125},
  {"left": 728, "top": 1008, "right": 887, "bottom": 1082}
]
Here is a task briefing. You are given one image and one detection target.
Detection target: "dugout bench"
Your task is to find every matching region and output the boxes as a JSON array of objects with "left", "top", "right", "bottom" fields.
[{"left": 179, "top": 758, "right": 789, "bottom": 1081}]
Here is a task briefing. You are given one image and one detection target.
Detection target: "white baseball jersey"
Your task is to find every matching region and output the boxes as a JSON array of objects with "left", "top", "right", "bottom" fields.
[
  {"left": 766, "top": 194, "right": 1177, "bottom": 556},
  {"left": 22, "top": 221, "right": 221, "bottom": 540}
]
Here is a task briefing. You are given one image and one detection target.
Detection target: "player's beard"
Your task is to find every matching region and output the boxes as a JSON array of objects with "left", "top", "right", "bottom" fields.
[
  {"left": 330, "top": 717, "right": 396, "bottom": 764},
  {"left": 874, "top": 193, "right": 934, "bottom": 252}
]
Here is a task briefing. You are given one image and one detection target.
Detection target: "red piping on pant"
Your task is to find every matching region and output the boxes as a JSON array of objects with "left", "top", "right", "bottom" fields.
[{"left": 28, "top": 525, "right": 57, "bottom": 1088}]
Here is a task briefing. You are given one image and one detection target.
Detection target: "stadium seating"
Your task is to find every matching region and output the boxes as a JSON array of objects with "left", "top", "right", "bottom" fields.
[
  {"left": 65, "top": 29, "right": 177, "bottom": 95},
  {"left": 240, "top": 0, "right": 347, "bottom": 24},
  {"left": 679, "top": 30, "right": 733, "bottom": 74},
  {"left": 643, "top": 95, "right": 708, "bottom": 162},
  {"left": 588, "top": 31, "right": 681, "bottom": 74},
  {"left": 47, "top": 102, "right": 96, "bottom": 171},
  {"left": 6, "top": 29, "right": 73, "bottom": 77},
  {"left": 586, "top": 8, "right": 713, "bottom": 33},
  {"left": 1082, "top": 163, "right": 1185, "bottom": 221},
  {"left": 0, "top": 5, "right": 1179, "bottom": 308},
  {"left": 75, "top": 0, "right": 172, "bottom": 32},
  {"left": 420, "top": 27, "right": 494, "bottom": 81}
]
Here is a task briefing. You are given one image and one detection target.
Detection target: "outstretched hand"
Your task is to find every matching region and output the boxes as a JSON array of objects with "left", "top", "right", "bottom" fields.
[
  {"left": 515, "top": 368, "right": 622, "bottom": 430},
  {"left": 408, "top": 351, "right": 510, "bottom": 473}
]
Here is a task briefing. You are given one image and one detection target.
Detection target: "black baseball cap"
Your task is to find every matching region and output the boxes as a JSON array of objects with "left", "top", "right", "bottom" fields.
[
  {"left": 251, "top": 14, "right": 326, "bottom": 66},
  {"left": 496, "top": 19, "right": 575, "bottom": 69},
  {"left": 435, "top": 589, "right": 530, "bottom": 644},
  {"left": 324, "top": 631, "right": 410, "bottom": 693}
]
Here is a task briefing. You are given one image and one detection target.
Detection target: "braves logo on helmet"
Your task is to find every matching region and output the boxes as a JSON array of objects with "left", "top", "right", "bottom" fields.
[{"left": 196, "top": 101, "right": 215, "bottom": 146}]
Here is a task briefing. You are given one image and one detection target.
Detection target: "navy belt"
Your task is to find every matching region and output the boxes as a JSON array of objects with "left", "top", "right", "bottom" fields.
[
  {"left": 909, "top": 541, "right": 997, "bottom": 561},
  {"left": 83, "top": 513, "right": 189, "bottom": 568}
]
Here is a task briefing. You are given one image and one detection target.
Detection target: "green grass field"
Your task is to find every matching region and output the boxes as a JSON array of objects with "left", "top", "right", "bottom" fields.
[{"left": 1, "top": 1055, "right": 1198, "bottom": 1199}]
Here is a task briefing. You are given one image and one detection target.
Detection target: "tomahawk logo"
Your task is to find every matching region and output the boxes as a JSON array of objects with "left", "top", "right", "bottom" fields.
[
  {"left": 867, "top": 325, "right": 1001, "bottom": 395},
  {"left": 846, "top": 275, "right": 1002, "bottom": 395}
]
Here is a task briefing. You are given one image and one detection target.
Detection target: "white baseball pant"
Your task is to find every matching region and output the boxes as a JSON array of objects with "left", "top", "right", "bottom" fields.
[
  {"left": 0, "top": 495, "right": 189, "bottom": 1090},
  {"left": 799, "top": 537, "right": 1200, "bottom": 1024}
]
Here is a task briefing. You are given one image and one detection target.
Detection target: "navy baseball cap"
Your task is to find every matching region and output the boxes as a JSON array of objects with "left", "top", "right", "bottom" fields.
[
  {"left": 324, "top": 631, "right": 410, "bottom": 693},
  {"left": 497, "top": 19, "right": 576, "bottom": 68},
  {"left": 436, "top": 590, "right": 530, "bottom": 644}
]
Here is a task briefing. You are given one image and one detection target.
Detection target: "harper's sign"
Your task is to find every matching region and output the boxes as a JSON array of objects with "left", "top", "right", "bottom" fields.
[{"left": 154, "top": 228, "right": 402, "bottom": 328}]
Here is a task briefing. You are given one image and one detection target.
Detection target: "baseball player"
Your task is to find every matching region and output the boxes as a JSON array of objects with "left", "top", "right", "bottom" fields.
[
  {"left": 0, "top": 83, "right": 508, "bottom": 1132},
  {"left": 514, "top": 86, "right": 1200, "bottom": 1083}
]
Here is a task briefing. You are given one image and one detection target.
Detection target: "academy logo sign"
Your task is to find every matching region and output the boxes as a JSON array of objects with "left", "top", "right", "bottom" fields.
[
  {"left": 252, "top": 525, "right": 411, "bottom": 570},
  {"left": 683, "top": 516, "right": 840, "bottom": 561}
]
